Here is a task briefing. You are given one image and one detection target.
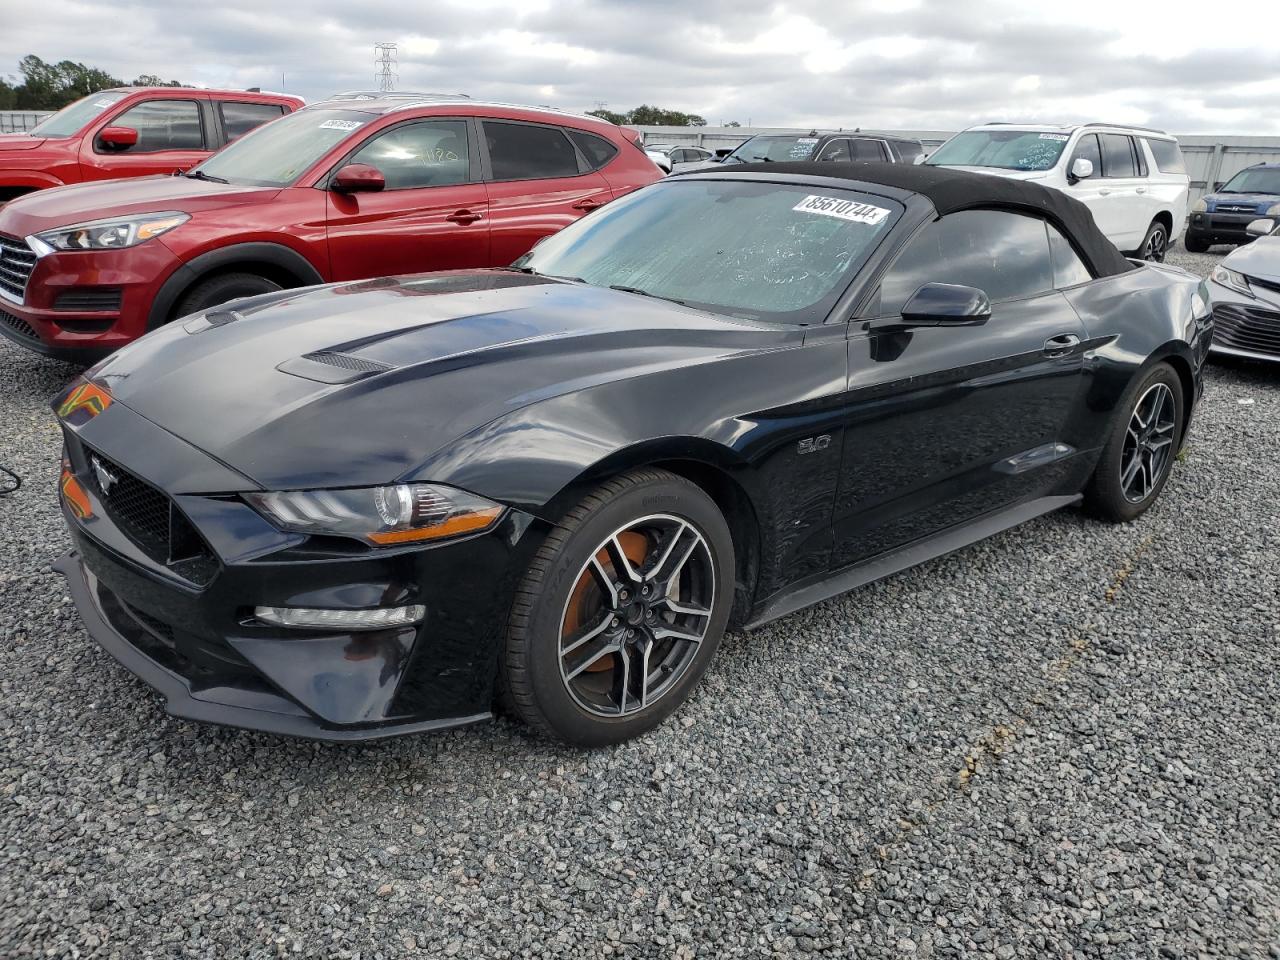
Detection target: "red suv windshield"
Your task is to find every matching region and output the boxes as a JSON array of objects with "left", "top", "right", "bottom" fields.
[
  {"left": 192, "top": 108, "right": 376, "bottom": 187},
  {"left": 29, "top": 91, "right": 128, "bottom": 138}
]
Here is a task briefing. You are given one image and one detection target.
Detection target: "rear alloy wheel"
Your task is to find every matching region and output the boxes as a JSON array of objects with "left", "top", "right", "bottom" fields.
[
  {"left": 1139, "top": 221, "right": 1168, "bottom": 262},
  {"left": 501, "top": 469, "right": 733, "bottom": 745},
  {"left": 1083, "top": 362, "right": 1183, "bottom": 522}
]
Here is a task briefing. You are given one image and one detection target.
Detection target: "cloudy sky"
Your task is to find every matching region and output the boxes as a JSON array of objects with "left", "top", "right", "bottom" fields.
[{"left": 5, "top": 0, "right": 1280, "bottom": 134}]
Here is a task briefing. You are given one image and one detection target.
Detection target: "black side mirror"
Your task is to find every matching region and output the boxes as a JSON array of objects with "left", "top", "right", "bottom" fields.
[{"left": 901, "top": 283, "right": 991, "bottom": 326}]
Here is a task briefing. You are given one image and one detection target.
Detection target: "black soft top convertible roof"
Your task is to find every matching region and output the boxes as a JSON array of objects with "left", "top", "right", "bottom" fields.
[{"left": 696, "top": 161, "right": 1135, "bottom": 279}]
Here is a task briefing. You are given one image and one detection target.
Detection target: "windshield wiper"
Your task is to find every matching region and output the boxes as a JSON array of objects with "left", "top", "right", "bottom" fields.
[
  {"left": 608, "top": 284, "right": 688, "bottom": 306},
  {"left": 185, "top": 169, "right": 229, "bottom": 184}
]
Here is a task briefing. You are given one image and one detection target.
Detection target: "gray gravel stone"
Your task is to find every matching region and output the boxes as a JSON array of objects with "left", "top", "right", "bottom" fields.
[{"left": 1, "top": 246, "right": 1277, "bottom": 958}]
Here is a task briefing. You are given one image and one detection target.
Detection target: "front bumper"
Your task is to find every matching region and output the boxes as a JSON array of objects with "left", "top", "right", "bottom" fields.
[
  {"left": 55, "top": 398, "right": 543, "bottom": 740},
  {"left": 1206, "top": 279, "right": 1280, "bottom": 362},
  {"left": 0, "top": 237, "right": 180, "bottom": 358},
  {"left": 1187, "top": 210, "right": 1268, "bottom": 245}
]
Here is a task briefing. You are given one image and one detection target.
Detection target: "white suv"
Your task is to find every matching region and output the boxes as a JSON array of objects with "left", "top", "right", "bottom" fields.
[{"left": 926, "top": 123, "right": 1190, "bottom": 261}]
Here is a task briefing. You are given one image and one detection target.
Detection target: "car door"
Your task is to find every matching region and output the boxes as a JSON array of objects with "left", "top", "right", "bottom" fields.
[
  {"left": 1064, "top": 134, "right": 1123, "bottom": 243},
  {"left": 324, "top": 118, "right": 490, "bottom": 282},
  {"left": 1097, "top": 133, "right": 1148, "bottom": 250},
  {"left": 77, "top": 95, "right": 211, "bottom": 180},
  {"left": 480, "top": 119, "right": 615, "bottom": 264},
  {"left": 214, "top": 100, "right": 287, "bottom": 147},
  {"left": 829, "top": 209, "right": 1089, "bottom": 569}
]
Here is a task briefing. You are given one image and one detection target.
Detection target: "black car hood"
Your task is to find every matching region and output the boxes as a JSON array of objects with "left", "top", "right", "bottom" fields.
[{"left": 96, "top": 271, "right": 792, "bottom": 493}]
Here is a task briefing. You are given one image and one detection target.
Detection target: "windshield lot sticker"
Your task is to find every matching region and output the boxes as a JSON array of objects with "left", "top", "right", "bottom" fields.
[
  {"left": 793, "top": 195, "right": 890, "bottom": 225},
  {"left": 789, "top": 137, "right": 819, "bottom": 158},
  {"left": 319, "top": 119, "right": 364, "bottom": 131},
  {"left": 1038, "top": 133, "right": 1070, "bottom": 141}
]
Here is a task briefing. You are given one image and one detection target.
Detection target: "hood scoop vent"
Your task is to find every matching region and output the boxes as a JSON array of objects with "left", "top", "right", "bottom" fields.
[{"left": 277, "top": 351, "right": 394, "bottom": 384}]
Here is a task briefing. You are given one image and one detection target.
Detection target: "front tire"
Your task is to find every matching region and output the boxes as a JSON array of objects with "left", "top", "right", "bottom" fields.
[
  {"left": 1083, "top": 362, "right": 1183, "bottom": 522},
  {"left": 501, "top": 468, "right": 734, "bottom": 746},
  {"left": 1182, "top": 232, "right": 1210, "bottom": 253},
  {"left": 173, "top": 271, "right": 283, "bottom": 321}
]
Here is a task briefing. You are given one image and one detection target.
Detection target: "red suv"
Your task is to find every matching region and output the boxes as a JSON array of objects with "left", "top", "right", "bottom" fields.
[
  {"left": 0, "top": 87, "right": 304, "bottom": 203},
  {"left": 0, "top": 93, "right": 662, "bottom": 358}
]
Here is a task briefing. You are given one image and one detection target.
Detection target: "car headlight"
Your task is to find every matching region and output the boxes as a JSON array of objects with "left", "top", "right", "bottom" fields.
[
  {"left": 1266, "top": 202, "right": 1280, "bottom": 217},
  {"left": 244, "top": 483, "right": 504, "bottom": 546},
  {"left": 1191, "top": 198, "right": 1207, "bottom": 213},
  {"left": 1210, "top": 264, "right": 1253, "bottom": 298},
  {"left": 28, "top": 212, "right": 190, "bottom": 254}
]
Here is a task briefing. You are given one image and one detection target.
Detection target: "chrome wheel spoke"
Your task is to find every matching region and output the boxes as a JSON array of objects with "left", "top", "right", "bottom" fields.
[
  {"left": 659, "top": 597, "right": 712, "bottom": 618},
  {"left": 587, "top": 556, "right": 618, "bottom": 607},
  {"left": 642, "top": 520, "right": 687, "bottom": 581},
  {"left": 604, "top": 535, "right": 642, "bottom": 586},
  {"left": 652, "top": 622, "right": 705, "bottom": 644},
  {"left": 1120, "top": 452, "right": 1142, "bottom": 490},
  {"left": 560, "top": 608, "right": 615, "bottom": 658},
  {"left": 1120, "top": 382, "right": 1177, "bottom": 503},
  {"left": 564, "top": 637, "right": 622, "bottom": 681}
]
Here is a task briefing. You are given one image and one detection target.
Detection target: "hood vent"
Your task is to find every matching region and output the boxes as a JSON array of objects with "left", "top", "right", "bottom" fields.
[{"left": 276, "top": 351, "right": 393, "bottom": 384}]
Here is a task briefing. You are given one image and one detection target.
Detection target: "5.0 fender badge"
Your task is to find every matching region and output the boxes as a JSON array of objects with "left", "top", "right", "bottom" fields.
[{"left": 798, "top": 435, "right": 832, "bottom": 455}]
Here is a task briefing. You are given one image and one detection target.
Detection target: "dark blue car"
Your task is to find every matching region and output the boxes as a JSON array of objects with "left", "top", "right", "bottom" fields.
[{"left": 1185, "top": 162, "right": 1280, "bottom": 251}]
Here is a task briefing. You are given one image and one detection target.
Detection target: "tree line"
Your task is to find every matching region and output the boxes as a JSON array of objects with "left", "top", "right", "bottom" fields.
[
  {"left": 0, "top": 55, "right": 185, "bottom": 111},
  {"left": 588, "top": 105, "right": 709, "bottom": 127}
]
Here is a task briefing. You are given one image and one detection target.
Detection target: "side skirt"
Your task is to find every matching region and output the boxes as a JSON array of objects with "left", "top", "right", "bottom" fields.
[{"left": 744, "top": 494, "right": 1082, "bottom": 630}]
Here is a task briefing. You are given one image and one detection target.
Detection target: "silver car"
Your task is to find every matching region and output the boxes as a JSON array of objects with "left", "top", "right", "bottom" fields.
[
  {"left": 643, "top": 143, "right": 715, "bottom": 174},
  {"left": 1205, "top": 217, "right": 1280, "bottom": 363}
]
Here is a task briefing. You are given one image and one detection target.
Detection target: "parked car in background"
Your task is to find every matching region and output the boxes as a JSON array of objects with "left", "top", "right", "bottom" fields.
[
  {"left": 926, "top": 123, "right": 1189, "bottom": 261},
  {"left": 643, "top": 143, "right": 715, "bottom": 174},
  {"left": 1204, "top": 215, "right": 1280, "bottom": 362},
  {"left": 1185, "top": 163, "right": 1280, "bottom": 252},
  {"left": 0, "top": 94, "right": 661, "bottom": 359},
  {"left": 52, "top": 163, "right": 1207, "bottom": 744},
  {"left": 0, "top": 87, "right": 304, "bottom": 204},
  {"left": 696, "top": 131, "right": 924, "bottom": 169}
]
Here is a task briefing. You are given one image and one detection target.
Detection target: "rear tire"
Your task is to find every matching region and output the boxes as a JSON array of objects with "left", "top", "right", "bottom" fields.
[
  {"left": 1139, "top": 220, "right": 1169, "bottom": 262},
  {"left": 1182, "top": 233, "right": 1210, "bottom": 253},
  {"left": 1083, "top": 362, "right": 1183, "bottom": 523},
  {"left": 501, "top": 468, "right": 734, "bottom": 746},
  {"left": 173, "top": 272, "right": 282, "bottom": 321}
]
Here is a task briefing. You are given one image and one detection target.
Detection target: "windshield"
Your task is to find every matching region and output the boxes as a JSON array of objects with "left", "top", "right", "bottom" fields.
[
  {"left": 723, "top": 135, "right": 822, "bottom": 164},
  {"left": 927, "top": 130, "right": 1069, "bottom": 172},
  {"left": 514, "top": 178, "right": 901, "bottom": 322},
  {"left": 191, "top": 109, "right": 376, "bottom": 187},
  {"left": 1220, "top": 168, "right": 1280, "bottom": 196},
  {"left": 29, "top": 91, "right": 128, "bottom": 138}
]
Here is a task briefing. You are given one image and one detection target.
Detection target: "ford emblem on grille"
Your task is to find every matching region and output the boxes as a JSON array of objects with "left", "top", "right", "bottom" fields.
[{"left": 91, "top": 456, "right": 118, "bottom": 496}]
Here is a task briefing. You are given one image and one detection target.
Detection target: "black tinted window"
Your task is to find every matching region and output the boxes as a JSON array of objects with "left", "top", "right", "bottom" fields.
[
  {"left": 1070, "top": 134, "right": 1101, "bottom": 175},
  {"left": 851, "top": 139, "right": 887, "bottom": 161},
  {"left": 568, "top": 129, "right": 618, "bottom": 171},
  {"left": 896, "top": 141, "right": 924, "bottom": 162},
  {"left": 1146, "top": 138, "right": 1186, "bottom": 174},
  {"left": 349, "top": 120, "right": 470, "bottom": 189},
  {"left": 817, "top": 139, "right": 850, "bottom": 162},
  {"left": 485, "top": 121, "right": 580, "bottom": 180},
  {"left": 107, "top": 100, "right": 203, "bottom": 151},
  {"left": 878, "top": 210, "right": 1054, "bottom": 314},
  {"left": 1047, "top": 222, "right": 1093, "bottom": 288},
  {"left": 219, "top": 101, "right": 285, "bottom": 141},
  {"left": 1100, "top": 134, "right": 1136, "bottom": 178}
]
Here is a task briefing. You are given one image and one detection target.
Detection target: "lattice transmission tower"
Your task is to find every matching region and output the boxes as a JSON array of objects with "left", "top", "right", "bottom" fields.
[{"left": 374, "top": 42, "right": 398, "bottom": 92}]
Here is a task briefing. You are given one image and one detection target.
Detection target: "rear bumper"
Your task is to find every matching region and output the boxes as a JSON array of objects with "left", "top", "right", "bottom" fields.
[{"left": 56, "top": 551, "right": 491, "bottom": 741}]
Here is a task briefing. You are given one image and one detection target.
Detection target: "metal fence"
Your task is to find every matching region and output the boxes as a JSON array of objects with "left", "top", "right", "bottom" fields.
[
  {"left": 0, "top": 111, "right": 52, "bottom": 133},
  {"left": 635, "top": 126, "right": 1280, "bottom": 204}
]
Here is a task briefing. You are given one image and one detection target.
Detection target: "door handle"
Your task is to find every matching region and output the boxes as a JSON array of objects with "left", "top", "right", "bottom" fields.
[
  {"left": 1136, "top": 186, "right": 1147, "bottom": 194},
  {"left": 1098, "top": 188, "right": 1111, "bottom": 196},
  {"left": 1043, "top": 333, "right": 1081, "bottom": 358},
  {"left": 445, "top": 210, "right": 483, "bottom": 225},
  {"left": 572, "top": 198, "right": 604, "bottom": 212}
]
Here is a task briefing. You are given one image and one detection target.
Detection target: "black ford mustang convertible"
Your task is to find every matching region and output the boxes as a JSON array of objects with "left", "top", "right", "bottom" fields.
[{"left": 54, "top": 163, "right": 1211, "bottom": 745}]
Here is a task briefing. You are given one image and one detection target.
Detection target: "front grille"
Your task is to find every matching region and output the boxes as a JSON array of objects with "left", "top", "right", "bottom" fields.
[
  {"left": 1247, "top": 274, "right": 1280, "bottom": 297},
  {"left": 0, "top": 233, "right": 35, "bottom": 302},
  {"left": 1212, "top": 303, "right": 1280, "bottom": 357},
  {"left": 55, "top": 288, "right": 122, "bottom": 312},
  {"left": 0, "top": 308, "right": 39, "bottom": 344},
  {"left": 84, "top": 450, "right": 218, "bottom": 585}
]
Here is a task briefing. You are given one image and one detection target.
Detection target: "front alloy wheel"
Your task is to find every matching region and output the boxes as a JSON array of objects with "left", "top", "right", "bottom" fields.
[
  {"left": 501, "top": 468, "right": 734, "bottom": 745},
  {"left": 558, "top": 516, "right": 715, "bottom": 717}
]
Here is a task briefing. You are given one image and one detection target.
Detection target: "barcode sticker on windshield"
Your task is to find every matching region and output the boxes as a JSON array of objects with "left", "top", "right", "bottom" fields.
[
  {"left": 1039, "top": 133, "right": 1069, "bottom": 141},
  {"left": 319, "top": 119, "right": 364, "bottom": 131},
  {"left": 793, "top": 195, "right": 890, "bottom": 225}
]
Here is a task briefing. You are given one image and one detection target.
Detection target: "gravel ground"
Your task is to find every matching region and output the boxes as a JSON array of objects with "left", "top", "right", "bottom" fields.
[{"left": 2, "top": 247, "right": 1279, "bottom": 959}]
